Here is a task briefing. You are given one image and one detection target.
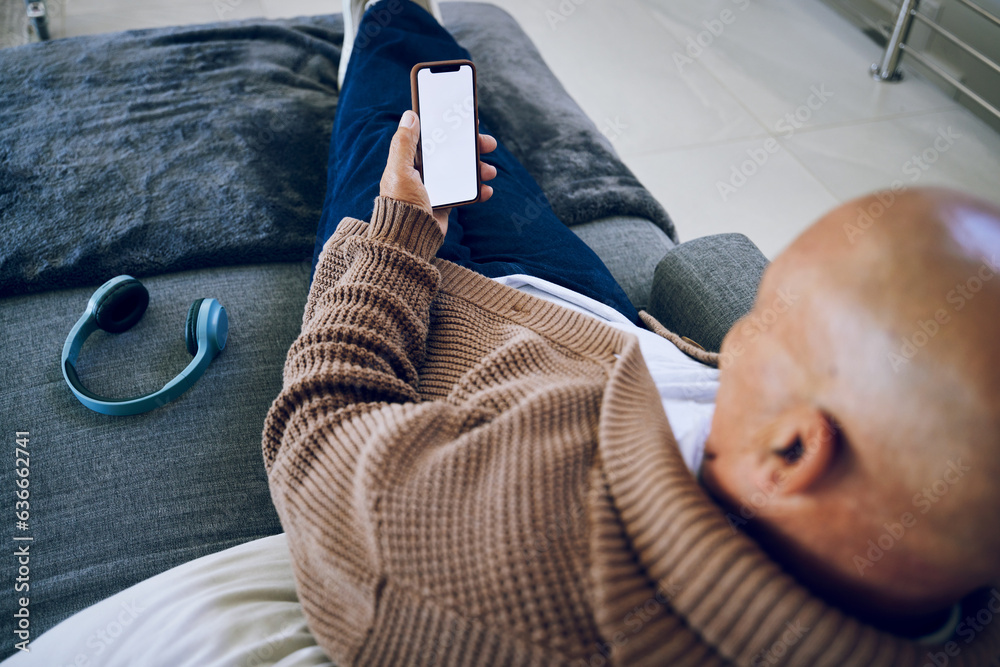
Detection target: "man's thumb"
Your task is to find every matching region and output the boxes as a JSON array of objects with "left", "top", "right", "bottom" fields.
[{"left": 388, "top": 110, "right": 419, "bottom": 166}]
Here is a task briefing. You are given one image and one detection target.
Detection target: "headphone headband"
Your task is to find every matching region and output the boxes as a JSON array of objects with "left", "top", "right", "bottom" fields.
[{"left": 61, "top": 276, "right": 228, "bottom": 416}]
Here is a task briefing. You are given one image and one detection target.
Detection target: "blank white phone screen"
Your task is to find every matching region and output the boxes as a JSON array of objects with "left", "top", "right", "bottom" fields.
[{"left": 416, "top": 64, "right": 477, "bottom": 208}]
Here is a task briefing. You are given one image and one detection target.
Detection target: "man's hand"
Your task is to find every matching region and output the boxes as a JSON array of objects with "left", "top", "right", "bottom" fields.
[{"left": 380, "top": 109, "right": 498, "bottom": 235}]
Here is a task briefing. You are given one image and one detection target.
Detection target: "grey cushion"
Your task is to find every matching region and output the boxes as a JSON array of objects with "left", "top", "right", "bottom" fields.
[
  {"left": 647, "top": 233, "right": 769, "bottom": 353},
  {"left": 570, "top": 216, "right": 676, "bottom": 311},
  {"left": 0, "top": 262, "right": 311, "bottom": 657}
]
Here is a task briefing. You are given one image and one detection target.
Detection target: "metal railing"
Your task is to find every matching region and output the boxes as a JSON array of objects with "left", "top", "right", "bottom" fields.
[
  {"left": 868, "top": 0, "right": 1000, "bottom": 121},
  {"left": 23, "top": 0, "right": 50, "bottom": 41}
]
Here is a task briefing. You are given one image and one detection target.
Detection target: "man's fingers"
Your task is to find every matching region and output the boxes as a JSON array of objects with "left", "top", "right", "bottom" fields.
[
  {"left": 480, "top": 161, "right": 497, "bottom": 181},
  {"left": 479, "top": 133, "right": 498, "bottom": 154}
]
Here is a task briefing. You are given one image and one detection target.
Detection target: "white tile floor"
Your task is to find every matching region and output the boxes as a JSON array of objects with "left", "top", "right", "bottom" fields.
[{"left": 46, "top": 0, "right": 1000, "bottom": 258}]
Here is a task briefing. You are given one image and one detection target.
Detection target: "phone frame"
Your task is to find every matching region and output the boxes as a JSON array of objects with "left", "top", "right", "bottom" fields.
[{"left": 409, "top": 59, "right": 481, "bottom": 209}]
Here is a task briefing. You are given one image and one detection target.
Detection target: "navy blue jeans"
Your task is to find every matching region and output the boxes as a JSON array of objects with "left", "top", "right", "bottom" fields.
[{"left": 315, "top": 0, "right": 639, "bottom": 324}]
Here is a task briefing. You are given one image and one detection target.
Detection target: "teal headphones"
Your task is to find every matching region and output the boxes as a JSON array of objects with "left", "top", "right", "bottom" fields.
[{"left": 62, "top": 275, "right": 228, "bottom": 415}]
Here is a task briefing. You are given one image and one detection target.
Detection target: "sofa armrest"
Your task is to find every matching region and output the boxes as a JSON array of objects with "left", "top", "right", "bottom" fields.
[
  {"left": 570, "top": 216, "right": 676, "bottom": 311},
  {"left": 647, "top": 233, "right": 768, "bottom": 353}
]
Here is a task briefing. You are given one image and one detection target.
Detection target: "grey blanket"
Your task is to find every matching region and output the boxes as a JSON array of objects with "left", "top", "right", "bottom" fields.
[{"left": 0, "top": 3, "right": 675, "bottom": 297}]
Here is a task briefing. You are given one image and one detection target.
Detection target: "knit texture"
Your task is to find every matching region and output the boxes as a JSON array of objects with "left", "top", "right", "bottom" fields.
[{"left": 263, "top": 196, "right": 1000, "bottom": 666}]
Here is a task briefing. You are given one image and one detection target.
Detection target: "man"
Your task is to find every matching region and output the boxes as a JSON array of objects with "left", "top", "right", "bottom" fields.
[
  {"left": 263, "top": 0, "right": 1000, "bottom": 664},
  {"left": 703, "top": 186, "right": 1000, "bottom": 642}
]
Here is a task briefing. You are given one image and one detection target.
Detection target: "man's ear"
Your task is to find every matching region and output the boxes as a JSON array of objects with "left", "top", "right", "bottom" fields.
[{"left": 764, "top": 407, "right": 840, "bottom": 496}]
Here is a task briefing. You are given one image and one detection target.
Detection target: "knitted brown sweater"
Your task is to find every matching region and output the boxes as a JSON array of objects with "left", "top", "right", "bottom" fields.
[{"left": 263, "top": 196, "right": 1000, "bottom": 667}]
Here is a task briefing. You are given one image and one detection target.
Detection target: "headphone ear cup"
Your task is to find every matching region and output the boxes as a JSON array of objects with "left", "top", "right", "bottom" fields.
[
  {"left": 94, "top": 279, "right": 149, "bottom": 334},
  {"left": 185, "top": 298, "right": 205, "bottom": 356},
  {"left": 204, "top": 300, "right": 229, "bottom": 354}
]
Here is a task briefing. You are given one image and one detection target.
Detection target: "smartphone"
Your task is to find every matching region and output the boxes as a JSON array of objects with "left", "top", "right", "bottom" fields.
[{"left": 410, "top": 59, "right": 481, "bottom": 209}]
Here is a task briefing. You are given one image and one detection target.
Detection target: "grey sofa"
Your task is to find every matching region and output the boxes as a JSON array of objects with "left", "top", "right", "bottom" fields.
[{"left": 0, "top": 3, "right": 766, "bottom": 658}]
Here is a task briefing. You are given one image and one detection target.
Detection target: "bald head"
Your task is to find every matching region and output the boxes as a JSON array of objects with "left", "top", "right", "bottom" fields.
[
  {"left": 785, "top": 188, "right": 1000, "bottom": 470},
  {"left": 702, "top": 187, "right": 1000, "bottom": 633}
]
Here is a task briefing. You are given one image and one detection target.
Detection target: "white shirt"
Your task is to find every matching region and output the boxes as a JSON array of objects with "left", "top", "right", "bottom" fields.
[{"left": 491, "top": 275, "right": 720, "bottom": 474}]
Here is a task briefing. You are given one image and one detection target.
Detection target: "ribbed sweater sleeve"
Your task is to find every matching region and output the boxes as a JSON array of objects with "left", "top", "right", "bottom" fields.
[{"left": 261, "top": 196, "right": 445, "bottom": 664}]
